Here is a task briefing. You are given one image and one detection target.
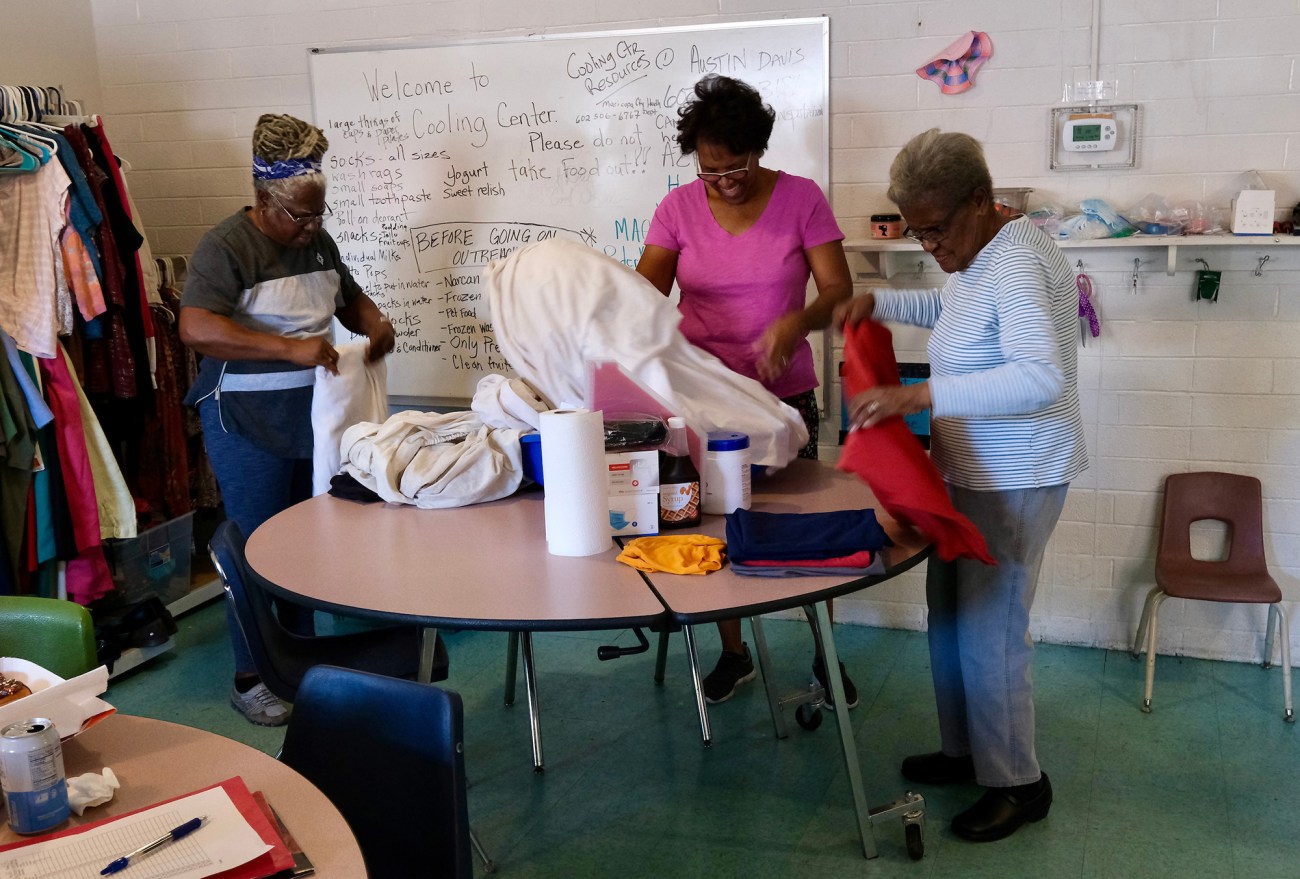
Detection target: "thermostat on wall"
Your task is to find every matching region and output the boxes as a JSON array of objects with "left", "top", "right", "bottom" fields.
[
  {"left": 1049, "top": 103, "right": 1138, "bottom": 171},
  {"left": 1061, "top": 112, "right": 1117, "bottom": 152}
]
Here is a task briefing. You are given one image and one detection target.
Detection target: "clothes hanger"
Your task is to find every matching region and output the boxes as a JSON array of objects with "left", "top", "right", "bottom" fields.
[
  {"left": 0, "top": 132, "right": 38, "bottom": 173},
  {"left": 0, "top": 123, "right": 53, "bottom": 163}
]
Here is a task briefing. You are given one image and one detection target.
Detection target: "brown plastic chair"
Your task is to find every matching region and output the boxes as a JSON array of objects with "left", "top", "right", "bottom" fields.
[{"left": 1131, "top": 472, "right": 1293, "bottom": 722}]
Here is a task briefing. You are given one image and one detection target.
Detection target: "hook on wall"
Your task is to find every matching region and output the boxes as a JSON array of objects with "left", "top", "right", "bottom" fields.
[
  {"left": 1255, "top": 254, "right": 1270, "bottom": 277},
  {"left": 1194, "top": 258, "right": 1211, "bottom": 272}
]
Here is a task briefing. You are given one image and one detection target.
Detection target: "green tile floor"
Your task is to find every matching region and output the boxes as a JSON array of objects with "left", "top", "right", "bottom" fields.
[{"left": 105, "top": 599, "right": 1298, "bottom": 878}]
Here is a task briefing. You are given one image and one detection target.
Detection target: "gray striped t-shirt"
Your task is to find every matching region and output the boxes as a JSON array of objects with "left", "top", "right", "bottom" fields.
[{"left": 873, "top": 217, "right": 1088, "bottom": 491}]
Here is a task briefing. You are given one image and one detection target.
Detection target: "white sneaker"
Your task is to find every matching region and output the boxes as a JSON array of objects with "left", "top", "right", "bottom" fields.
[{"left": 230, "top": 682, "right": 292, "bottom": 726}]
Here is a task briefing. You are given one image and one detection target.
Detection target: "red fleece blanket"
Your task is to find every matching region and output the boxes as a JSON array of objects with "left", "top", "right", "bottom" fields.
[{"left": 837, "top": 320, "right": 995, "bottom": 564}]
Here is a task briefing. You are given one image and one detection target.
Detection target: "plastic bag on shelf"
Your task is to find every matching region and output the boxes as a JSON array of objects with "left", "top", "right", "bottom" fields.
[
  {"left": 1126, "top": 193, "right": 1184, "bottom": 236},
  {"left": 1055, "top": 213, "right": 1113, "bottom": 241},
  {"left": 1026, "top": 203, "right": 1065, "bottom": 237}
]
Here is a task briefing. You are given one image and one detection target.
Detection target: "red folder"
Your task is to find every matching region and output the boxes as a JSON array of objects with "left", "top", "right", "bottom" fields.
[
  {"left": 837, "top": 320, "right": 995, "bottom": 564},
  {"left": 0, "top": 776, "right": 294, "bottom": 878}
]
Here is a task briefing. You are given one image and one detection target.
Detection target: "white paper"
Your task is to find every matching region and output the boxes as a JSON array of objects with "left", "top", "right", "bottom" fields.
[
  {"left": 539, "top": 408, "right": 609, "bottom": 556},
  {"left": 0, "top": 785, "right": 271, "bottom": 879},
  {"left": 0, "top": 660, "right": 114, "bottom": 740}
]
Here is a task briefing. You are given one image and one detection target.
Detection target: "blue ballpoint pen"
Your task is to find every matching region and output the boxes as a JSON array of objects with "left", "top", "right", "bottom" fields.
[{"left": 100, "top": 816, "right": 207, "bottom": 875}]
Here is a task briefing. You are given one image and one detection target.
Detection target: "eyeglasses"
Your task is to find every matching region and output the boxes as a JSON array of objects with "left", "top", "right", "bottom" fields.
[
  {"left": 269, "top": 192, "right": 333, "bottom": 226},
  {"left": 903, "top": 199, "right": 968, "bottom": 246},
  {"left": 695, "top": 153, "right": 751, "bottom": 184}
]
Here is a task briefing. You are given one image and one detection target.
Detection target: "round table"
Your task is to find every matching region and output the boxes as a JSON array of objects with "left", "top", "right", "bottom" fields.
[{"left": 0, "top": 715, "right": 367, "bottom": 876}]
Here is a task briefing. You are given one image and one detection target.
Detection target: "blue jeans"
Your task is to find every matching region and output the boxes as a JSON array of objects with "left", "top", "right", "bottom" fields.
[
  {"left": 925, "top": 482, "right": 1068, "bottom": 788},
  {"left": 200, "top": 400, "right": 316, "bottom": 677}
]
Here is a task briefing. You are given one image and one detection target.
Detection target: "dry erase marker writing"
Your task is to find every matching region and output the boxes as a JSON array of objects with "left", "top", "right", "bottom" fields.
[{"left": 100, "top": 815, "right": 206, "bottom": 875}]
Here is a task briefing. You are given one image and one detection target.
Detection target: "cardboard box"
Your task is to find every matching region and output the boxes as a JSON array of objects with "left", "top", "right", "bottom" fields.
[
  {"left": 0, "top": 658, "right": 115, "bottom": 741},
  {"left": 607, "top": 450, "right": 659, "bottom": 537}
]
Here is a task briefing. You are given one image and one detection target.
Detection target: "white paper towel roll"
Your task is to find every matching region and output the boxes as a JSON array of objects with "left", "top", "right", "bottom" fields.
[{"left": 539, "top": 408, "right": 609, "bottom": 557}]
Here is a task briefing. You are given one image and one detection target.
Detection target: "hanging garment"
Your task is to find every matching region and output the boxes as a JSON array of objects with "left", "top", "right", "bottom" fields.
[
  {"left": 56, "top": 345, "right": 135, "bottom": 540},
  {"left": 38, "top": 346, "right": 106, "bottom": 552},
  {"left": 61, "top": 226, "right": 106, "bottom": 321},
  {"left": 339, "top": 410, "right": 523, "bottom": 509},
  {"left": 310, "top": 341, "right": 388, "bottom": 496},
  {"left": 0, "top": 153, "right": 71, "bottom": 357},
  {"left": 0, "top": 351, "right": 37, "bottom": 584},
  {"left": 836, "top": 320, "right": 994, "bottom": 564},
  {"left": 483, "top": 238, "right": 807, "bottom": 468},
  {"left": 63, "top": 123, "right": 133, "bottom": 399},
  {"left": 135, "top": 296, "right": 192, "bottom": 520}
]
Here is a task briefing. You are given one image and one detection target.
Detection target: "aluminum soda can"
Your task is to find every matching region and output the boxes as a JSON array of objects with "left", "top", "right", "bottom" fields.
[{"left": 0, "top": 718, "right": 70, "bottom": 834}]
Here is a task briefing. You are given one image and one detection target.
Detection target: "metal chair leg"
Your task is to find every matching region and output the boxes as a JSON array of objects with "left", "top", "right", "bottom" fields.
[
  {"left": 469, "top": 826, "right": 497, "bottom": 873},
  {"left": 1132, "top": 586, "right": 1161, "bottom": 659},
  {"left": 1142, "top": 592, "right": 1168, "bottom": 713},
  {"left": 1264, "top": 604, "right": 1278, "bottom": 669},
  {"left": 1271, "top": 603, "right": 1294, "bottom": 723}
]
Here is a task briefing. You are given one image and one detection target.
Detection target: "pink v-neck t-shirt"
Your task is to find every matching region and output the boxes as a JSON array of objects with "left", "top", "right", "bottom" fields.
[{"left": 644, "top": 171, "right": 844, "bottom": 398}]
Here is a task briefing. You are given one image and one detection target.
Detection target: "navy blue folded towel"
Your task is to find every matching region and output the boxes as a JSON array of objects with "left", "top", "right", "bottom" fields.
[{"left": 725, "top": 508, "right": 892, "bottom": 565}]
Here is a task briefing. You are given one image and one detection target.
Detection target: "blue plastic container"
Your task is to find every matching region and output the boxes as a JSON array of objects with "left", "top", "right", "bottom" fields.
[{"left": 520, "top": 433, "right": 544, "bottom": 485}]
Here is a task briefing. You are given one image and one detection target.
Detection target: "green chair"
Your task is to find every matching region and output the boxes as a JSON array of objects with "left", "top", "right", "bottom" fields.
[{"left": 0, "top": 596, "right": 98, "bottom": 679}]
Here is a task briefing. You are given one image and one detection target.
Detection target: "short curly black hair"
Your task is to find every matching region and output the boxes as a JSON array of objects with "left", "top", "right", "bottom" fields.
[{"left": 675, "top": 75, "right": 775, "bottom": 157}]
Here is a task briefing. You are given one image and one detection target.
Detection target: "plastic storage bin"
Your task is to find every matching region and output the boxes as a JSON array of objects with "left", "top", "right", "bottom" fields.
[{"left": 106, "top": 512, "right": 195, "bottom": 606}]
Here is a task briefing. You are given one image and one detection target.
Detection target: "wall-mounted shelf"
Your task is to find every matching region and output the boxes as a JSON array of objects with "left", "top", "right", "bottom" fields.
[{"left": 844, "top": 234, "right": 1300, "bottom": 278}]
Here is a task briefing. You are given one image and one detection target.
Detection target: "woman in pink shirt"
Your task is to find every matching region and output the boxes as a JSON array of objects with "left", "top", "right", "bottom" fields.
[{"left": 636, "top": 75, "right": 855, "bottom": 706}]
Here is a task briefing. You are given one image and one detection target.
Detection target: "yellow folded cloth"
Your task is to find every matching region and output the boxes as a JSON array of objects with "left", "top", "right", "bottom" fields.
[{"left": 616, "top": 534, "right": 727, "bottom": 575}]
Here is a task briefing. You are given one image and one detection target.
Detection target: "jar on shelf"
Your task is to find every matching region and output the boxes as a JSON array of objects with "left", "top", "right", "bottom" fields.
[{"left": 870, "top": 213, "right": 903, "bottom": 239}]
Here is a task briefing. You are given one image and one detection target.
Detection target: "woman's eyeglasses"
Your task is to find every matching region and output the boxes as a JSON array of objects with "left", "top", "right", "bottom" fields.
[
  {"left": 696, "top": 153, "right": 751, "bottom": 184},
  {"left": 270, "top": 192, "right": 333, "bottom": 226},
  {"left": 903, "top": 199, "right": 967, "bottom": 246}
]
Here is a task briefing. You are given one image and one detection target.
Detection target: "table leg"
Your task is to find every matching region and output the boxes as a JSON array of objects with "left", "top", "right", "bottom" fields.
[
  {"left": 519, "top": 632, "right": 545, "bottom": 772},
  {"left": 654, "top": 628, "right": 670, "bottom": 685},
  {"left": 682, "top": 625, "right": 712, "bottom": 746},
  {"left": 418, "top": 627, "right": 440, "bottom": 684},
  {"left": 749, "top": 616, "right": 789, "bottom": 740},
  {"left": 504, "top": 631, "right": 519, "bottom": 706},
  {"left": 811, "top": 601, "right": 876, "bottom": 859}
]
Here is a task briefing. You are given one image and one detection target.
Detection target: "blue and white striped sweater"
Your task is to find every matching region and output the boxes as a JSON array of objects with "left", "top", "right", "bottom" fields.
[{"left": 873, "top": 218, "right": 1088, "bottom": 491}]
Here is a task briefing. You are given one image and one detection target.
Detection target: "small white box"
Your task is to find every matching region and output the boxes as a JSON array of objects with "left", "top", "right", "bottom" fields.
[
  {"left": 607, "top": 450, "right": 659, "bottom": 537},
  {"left": 1232, "top": 189, "right": 1275, "bottom": 235}
]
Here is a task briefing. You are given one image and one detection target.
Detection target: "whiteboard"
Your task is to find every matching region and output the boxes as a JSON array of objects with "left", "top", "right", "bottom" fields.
[{"left": 310, "top": 18, "right": 829, "bottom": 403}]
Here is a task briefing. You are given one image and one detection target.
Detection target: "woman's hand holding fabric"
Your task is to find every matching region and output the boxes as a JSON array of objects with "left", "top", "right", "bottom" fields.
[
  {"left": 834, "top": 291, "right": 876, "bottom": 330},
  {"left": 848, "top": 382, "right": 930, "bottom": 430}
]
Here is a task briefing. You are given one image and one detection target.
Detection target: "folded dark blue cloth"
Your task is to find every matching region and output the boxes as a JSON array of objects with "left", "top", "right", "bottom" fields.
[{"left": 725, "top": 508, "right": 892, "bottom": 565}]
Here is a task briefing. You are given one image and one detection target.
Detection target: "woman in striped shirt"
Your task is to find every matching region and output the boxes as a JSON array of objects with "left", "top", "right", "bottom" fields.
[{"left": 839, "top": 129, "right": 1087, "bottom": 843}]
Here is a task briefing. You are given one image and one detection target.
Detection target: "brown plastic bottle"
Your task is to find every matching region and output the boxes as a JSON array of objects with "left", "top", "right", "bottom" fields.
[{"left": 658, "top": 416, "right": 701, "bottom": 529}]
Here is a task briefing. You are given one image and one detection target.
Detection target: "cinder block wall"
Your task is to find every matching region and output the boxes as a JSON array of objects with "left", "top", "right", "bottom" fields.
[{"left": 83, "top": 0, "right": 1300, "bottom": 662}]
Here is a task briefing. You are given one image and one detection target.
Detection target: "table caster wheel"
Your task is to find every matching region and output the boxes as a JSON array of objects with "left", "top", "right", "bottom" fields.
[
  {"left": 795, "top": 702, "right": 822, "bottom": 730},
  {"left": 905, "top": 821, "right": 924, "bottom": 861}
]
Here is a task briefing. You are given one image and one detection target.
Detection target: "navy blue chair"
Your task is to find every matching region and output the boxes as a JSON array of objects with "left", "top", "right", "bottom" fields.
[
  {"left": 208, "top": 520, "right": 446, "bottom": 703},
  {"left": 280, "top": 665, "right": 473, "bottom": 878}
]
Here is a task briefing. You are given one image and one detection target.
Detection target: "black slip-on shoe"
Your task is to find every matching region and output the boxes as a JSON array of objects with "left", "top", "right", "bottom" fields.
[{"left": 951, "top": 773, "right": 1053, "bottom": 842}]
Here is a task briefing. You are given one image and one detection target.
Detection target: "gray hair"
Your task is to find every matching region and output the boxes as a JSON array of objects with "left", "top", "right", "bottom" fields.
[{"left": 886, "top": 129, "right": 993, "bottom": 209}]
